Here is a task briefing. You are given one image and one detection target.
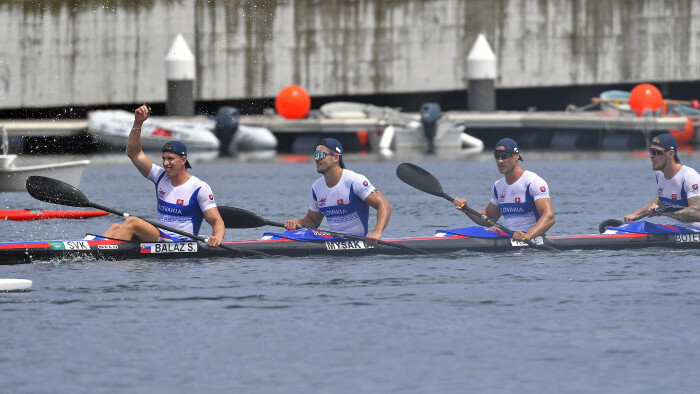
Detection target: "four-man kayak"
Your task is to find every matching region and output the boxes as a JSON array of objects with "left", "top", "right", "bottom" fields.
[{"left": 1, "top": 231, "right": 699, "bottom": 265}]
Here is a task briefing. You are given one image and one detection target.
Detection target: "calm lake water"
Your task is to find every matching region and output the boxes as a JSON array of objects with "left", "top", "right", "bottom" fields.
[{"left": 2, "top": 154, "right": 699, "bottom": 392}]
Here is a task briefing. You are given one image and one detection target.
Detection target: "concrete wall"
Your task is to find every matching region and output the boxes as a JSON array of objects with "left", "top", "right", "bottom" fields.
[{"left": 0, "top": 0, "right": 698, "bottom": 109}]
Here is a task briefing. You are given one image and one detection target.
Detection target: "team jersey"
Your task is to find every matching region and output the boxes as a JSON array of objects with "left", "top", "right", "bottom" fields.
[
  {"left": 147, "top": 164, "right": 217, "bottom": 241},
  {"left": 655, "top": 165, "right": 700, "bottom": 229},
  {"left": 308, "top": 169, "right": 376, "bottom": 236},
  {"left": 489, "top": 170, "right": 550, "bottom": 232}
]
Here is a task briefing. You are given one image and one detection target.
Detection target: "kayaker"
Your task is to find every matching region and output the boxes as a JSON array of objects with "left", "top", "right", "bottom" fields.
[
  {"left": 103, "top": 102, "right": 225, "bottom": 246},
  {"left": 452, "top": 138, "right": 555, "bottom": 242},
  {"left": 283, "top": 138, "right": 392, "bottom": 246},
  {"left": 623, "top": 133, "right": 700, "bottom": 228}
]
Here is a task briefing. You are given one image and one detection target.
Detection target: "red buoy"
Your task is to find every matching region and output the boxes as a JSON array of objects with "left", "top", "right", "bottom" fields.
[
  {"left": 275, "top": 85, "right": 311, "bottom": 119},
  {"left": 629, "top": 83, "right": 663, "bottom": 116}
]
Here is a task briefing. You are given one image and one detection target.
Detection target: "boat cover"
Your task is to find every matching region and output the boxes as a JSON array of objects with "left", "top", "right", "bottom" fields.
[
  {"left": 263, "top": 229, "right": 347, "bottom": 242},
  {"left": 436, "top": 226, "right": 509, "bottom": 238},
  {"left": 605, "top": 220, "right": 700, "bottom": 234}
]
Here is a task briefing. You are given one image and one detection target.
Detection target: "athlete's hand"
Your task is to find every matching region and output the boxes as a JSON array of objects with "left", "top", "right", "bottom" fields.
[
  {"left": 134, "top": 101, "right": 151, "bottom": 124},
  {"left": 365, "top": 229, "right": 383, "bottom": 246},
  {"left": 284, "top": 219, "right": 302, "bottom": 231},
  {"left": 207, "top": 234, "right": 222, "bottom": 247},
  {"left": 623, "top": 213, "right": 636, "bottom": 222},
  {"left": 512, "top": 230, "right": 529, "bottom": 242},
  {"left": 453, "top": 197, "right": 467, "bottom": 211},
  {"left": 646, "top": 204, "right": 661, "bottom": 217}
]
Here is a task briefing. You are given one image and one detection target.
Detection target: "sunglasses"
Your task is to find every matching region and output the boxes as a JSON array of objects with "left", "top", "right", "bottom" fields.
[
  {"left": 314, "top": 150, "right": 338, "bottom": 160},
  {"left": 493, "top": 151, "right": 513, "bottom": 160},
  {"left": 649, "top": 148, "right": 667, "bottom": 156}
]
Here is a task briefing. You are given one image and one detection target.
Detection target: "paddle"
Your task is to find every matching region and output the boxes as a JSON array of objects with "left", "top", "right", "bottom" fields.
[
  {"left": 597, "top": 206, "right": 683, "bottom": 233},
  {"left": 218, "top": 206, "right": 428, "bottom": 254},
  {"left": 25, "top": 176, "right": 267, "bottom": 257},
  {"left": 395, "top": 162, "right": 560, "bottom": 252}
]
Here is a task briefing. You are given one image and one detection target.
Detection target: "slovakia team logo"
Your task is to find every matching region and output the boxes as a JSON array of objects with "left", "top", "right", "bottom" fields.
[
  {"left": 140, "top": 245, "right": 152, "bottom": 253},
  {"left": 209, "top": 194, "right": 214, "bottom": 200},
  {"left": 515, "top": 197, "right": 521, "bottom": 203},
  {"left": 693, "top": 184, "right": 699, "bottom": 190},
  {"left": 318, "top": 197, "right": 326, "bottom": 207},
  {"left": 177, "top": 199, "right": 184, "bottom": 205},
  {"left": 540, "top": 186, "right": 546, "bottom": 192},
  {"left": 363, "top": 180, "right": 369, "bottom": 187},
  {"left": 158, "top": 189, "right": 166, "bottom": 198},
  {"left": 672, "top": 194, "right": 678, "bottom": 200},
  {"left": 337, "top": 199, "right": 344, "bottom": 205}
]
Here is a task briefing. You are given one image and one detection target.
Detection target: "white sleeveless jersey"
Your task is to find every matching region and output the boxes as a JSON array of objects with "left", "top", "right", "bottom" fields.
[
  {"left": 489, "top": 170, "right": 550, "bottom": 232},
  {"left": 655, "top": 165, "right": 700, "bottom": 229},
  {"left": 308, "top": 169, "right": 376, "bottom": 236},
  {"left": 147, "top": 164, "right": 217, "bottom": 241}
]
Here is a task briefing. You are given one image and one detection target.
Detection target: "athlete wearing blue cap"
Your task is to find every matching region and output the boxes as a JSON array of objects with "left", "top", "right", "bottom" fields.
[
  {"left": 453, "top": 138, "right": 555, "bottom": 242},
  {"left": 623, "top": 133, "right": 700, "bottom": 228},
  {"left": 284, "top": 138, "right": 392, "bottom": 246},
  {"left": 103, "top": 102, "right": 226, "bottom": 246}
]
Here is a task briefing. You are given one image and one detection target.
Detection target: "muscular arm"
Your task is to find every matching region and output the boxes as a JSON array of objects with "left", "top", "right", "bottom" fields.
[
  {"left": 524, "top": 198, "right": 555, "bottom": 239},
  {"left": 285, "top": 210, "right": 324, "bottom": 231},
  {"left": 624, "top": 197, "right": 660, "bottom": 222},
  {"left": 203, "top": 207, "right": 226, "bottom": 247},
  {"left": 664, "top": 195, "right": 700, "bottom": 222},
  {"left": 454, "top": 198, "right": 502, "bottom": 227},
  {"left": 364, "top": 190, "right": 392, "bottom": 245},
  {"left": 128, "top": 102, "right": 153, "bottom": 177}
]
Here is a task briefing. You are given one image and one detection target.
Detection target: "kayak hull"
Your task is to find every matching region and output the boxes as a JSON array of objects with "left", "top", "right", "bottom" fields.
[{"left": 1, "top": 232, "right": 699, "bottom": 265}]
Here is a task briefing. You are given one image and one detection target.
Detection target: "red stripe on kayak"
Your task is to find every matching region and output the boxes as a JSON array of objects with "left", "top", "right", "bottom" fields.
[
  {"left": 1, "top": 210, "right": 109, "bottom": 221},
  {"left": 552, "top": 233, "right": 649, "bottom": 239},
  {"left": 0, "top": 242, "right": 52, "bottom": 249}
]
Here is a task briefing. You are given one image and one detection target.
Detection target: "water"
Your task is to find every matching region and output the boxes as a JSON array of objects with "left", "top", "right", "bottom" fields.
[{"left": 2, "top": 155, "right": 699, "bottom": 392}]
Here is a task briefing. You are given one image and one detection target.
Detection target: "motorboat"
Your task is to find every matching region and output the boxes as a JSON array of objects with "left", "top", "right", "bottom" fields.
[
  {"left": 0, "top": 126, "right": 88, "bottom": 192},
  {"left": 87, "top": 110, "right": 278, "bottom": 156}
]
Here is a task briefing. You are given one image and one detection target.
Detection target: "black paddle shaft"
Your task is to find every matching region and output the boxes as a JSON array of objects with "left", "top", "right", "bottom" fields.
[
  {"left": 218, "top": 206, "right": 428, "bottom": 254},
  {"left": 395, "top": 163, "right": 560, "bottom": 252},
  {"left": 26, "top": 176, "right": 267, "bottom": 258}
]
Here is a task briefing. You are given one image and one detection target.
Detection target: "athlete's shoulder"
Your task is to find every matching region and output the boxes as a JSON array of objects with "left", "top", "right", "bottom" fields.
[
  {"left": 311, "top": 176, "right": 326, "bottom": 189},
  {"left": 343, "top": 169, "right": 371, "bottom": 184},
  {"left": 524, "top": 170, "right": 547, "bottom": 183},
  {"left": 682, "top": 165, "right": 700, "bottom": 178}
]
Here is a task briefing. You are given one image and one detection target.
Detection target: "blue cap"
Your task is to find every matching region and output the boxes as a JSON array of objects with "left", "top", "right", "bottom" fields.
[
  {"left": 651, "top": 133, "right": 680, "bottom": 163},
  {"left": 317, "top": 138, "right": 345, "bottom": 168},
  {"left": 162, "top": 141, "right": 192, "bottom": 169},
  {"left": 495, "top": 138, "right": 524, "bottom": 161}
]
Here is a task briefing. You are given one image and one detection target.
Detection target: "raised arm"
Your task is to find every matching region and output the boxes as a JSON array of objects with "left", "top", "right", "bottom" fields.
[
  {"left": 127, "top": 102, "right": 154, "bottom": 177},
  {"left": 364, "top": 191, "right": 392, "bottom": 246}
]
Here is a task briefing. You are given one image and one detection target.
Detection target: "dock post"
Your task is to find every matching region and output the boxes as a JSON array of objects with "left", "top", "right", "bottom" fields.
[
  {"left": 165, "top": 34, "right": 195, "bottom": 116},
  {"left": 467, "top": 34, "right": 496, "bottom": 112}
]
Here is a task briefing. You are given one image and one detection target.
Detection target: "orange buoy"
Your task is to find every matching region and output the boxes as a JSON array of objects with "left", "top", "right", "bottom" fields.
[
  {"left": 669, "top": 117, "right": 695, "bottom": 145},
  {"left": 275, "top": 85, "right": 311, "bottom": 119},
  {"left": 629, "top": 83, "right": 663, "bottom": 116}
]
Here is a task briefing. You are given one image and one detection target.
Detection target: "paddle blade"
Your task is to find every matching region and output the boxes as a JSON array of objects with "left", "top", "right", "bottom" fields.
[
  {"left": 396, "top": 163, "right": 445, "bottom": 197},
  {"left": 598, "top": 219, "right": 623, "bottom": 234},
  {"left": 219, "top": 206, "right": 273, "bottom": 229},
  {"left": 26, "top": 176, "right": 90, "bottom": 208}
]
